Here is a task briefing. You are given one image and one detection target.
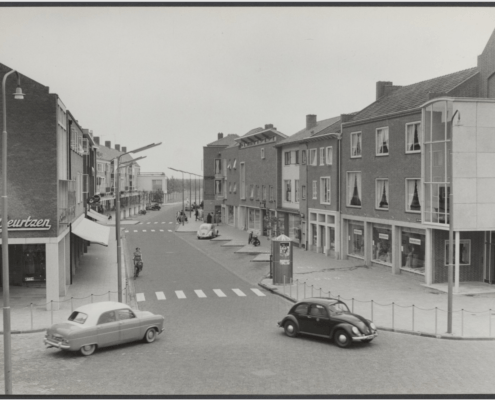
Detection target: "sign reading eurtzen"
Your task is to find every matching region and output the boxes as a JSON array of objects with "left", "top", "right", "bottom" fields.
[{"left": 0, "top": 217, "right": 51, "bottom": 231}]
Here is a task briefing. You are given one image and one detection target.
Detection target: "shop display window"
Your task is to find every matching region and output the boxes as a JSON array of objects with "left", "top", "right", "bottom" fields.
[
  {"left": 288, "top": 214, "right": 301, "bottom": 242},
  {"left": 372, "top": 224, "right": 392, "bottom": 264},
  {"left": 348, "top": 221, "right": 364, "bottom": 258},
  {"left": 444, "top": 240, "right": 471, "bottom": 266},
  {"left": 228, "top": 206, "right": 234, "bottom": 225},
  {"left": 1, "top": 244, "right": 46, "bottom": 287},
  {"left": 401, "top": 229, "right": 425, "bottom": 274}
]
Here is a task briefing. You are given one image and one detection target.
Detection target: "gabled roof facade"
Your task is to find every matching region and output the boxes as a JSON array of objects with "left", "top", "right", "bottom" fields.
[
  {"left": 95, "top": 144, "right": 135, "bottom": 164},
  {"left": 206, "top": 133, "right": 239, "bottom": 147}
]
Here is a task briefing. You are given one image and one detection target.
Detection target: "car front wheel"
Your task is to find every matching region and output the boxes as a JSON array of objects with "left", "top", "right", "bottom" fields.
[
  {"left": 80, "top": 344, "right": 96, "bottom": 356},
  {"left": 334, "top": 329, "right": 352, "bottom": 348},
  {"left": 144, "top": 328, "right": 157, "bottom": 343},
  {"left": 284, "top": 321, "right": 298, "bottom": 338}
]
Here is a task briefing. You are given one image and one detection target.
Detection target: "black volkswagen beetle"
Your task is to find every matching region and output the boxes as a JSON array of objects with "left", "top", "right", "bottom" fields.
[{"left": 277, "top": 298, "right": 377, "bottom": 348}]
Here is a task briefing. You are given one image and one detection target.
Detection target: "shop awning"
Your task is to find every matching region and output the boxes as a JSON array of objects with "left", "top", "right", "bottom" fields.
[
  {"left": 72, "top": 218, "right": 110, "bottom": 247},
  {"left": 88, "top": 209, "right": 109, "bottom": 223}
]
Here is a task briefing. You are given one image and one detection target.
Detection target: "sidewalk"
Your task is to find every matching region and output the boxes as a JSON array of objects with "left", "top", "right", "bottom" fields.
[{"left": 181, "top": 222, "right": 495, "bottom": 339}]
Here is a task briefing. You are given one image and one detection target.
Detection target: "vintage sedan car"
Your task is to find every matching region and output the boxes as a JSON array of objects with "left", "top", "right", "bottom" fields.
[
  {"left": 278, "top": 297, "right": 377, "bottom": 348},
  {"left": 197, "top": 223, "right": 218, "bottom": 239},
  {"left": 44, "top": 301, "right": 164, "bottom": 356}
]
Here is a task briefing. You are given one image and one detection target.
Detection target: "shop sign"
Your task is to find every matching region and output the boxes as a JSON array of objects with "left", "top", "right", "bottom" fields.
[
  {"left": 409, "top": 238, "right": 421, "bottom": 245},
  {"left": 379, "top": 233, "right": 389, "bottom": 240},
  {"left": 0, "top": 217, "right": 51, "bottom": 231},
  {"left": 353, "top": 229, "right": 362, "bottom": 235}
]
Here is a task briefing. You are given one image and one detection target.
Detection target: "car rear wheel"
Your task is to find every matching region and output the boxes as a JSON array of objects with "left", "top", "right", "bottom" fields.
[
  {"left": 334, "top": 329, "right": 352, "bottom": 348},
  {"left": 144, "top": 328, "right": 157, "bottom": 343},
  {"left": 284, "top": 321, "right": 298, "bottom": 338},
  {"left": 80, "top": 344, "right": 96, "bottom": 356}
]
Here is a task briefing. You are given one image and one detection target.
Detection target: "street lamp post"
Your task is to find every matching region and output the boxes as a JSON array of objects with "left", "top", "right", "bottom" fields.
[
  {"left": 115, "top": 143, "right": 161, "bottom": 302},
  {"left": 2, "top": 70, "right": 25, "bottom": 395}
]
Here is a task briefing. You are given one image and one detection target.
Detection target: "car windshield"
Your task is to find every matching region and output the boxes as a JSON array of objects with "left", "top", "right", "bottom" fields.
[
  {"left": 200, "top": 226, "right": 210, "bottom": 232},
  {"left": 68, "top": 311, "right": 89, "bottom": 324},
  {"left": 328, "top": 302, "right": 350, "bottom": 314}
]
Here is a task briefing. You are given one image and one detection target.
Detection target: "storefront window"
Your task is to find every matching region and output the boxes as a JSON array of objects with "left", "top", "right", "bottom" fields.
[
  {"left": 372, "top": 224, "right": 392, "bottom": 264},
  {"left": 0, "top": 244, "right": 46, "bottom": 286},
  {"left": 248, "top": 209, "right": 255, "bottom": 230},
  {"left": 254, "top": 209, "right": 261, "bottom": 231},
  {"left": 288, "top": 214, "right": 301, "bottom": 242},
  {"left": 348, "top": 221, "right": 364, "bottom": 258},
  {"left": 401, "top": 229, "right": 425, "bottom": 274},
  {"left": 228, "top": 206, "right": 234, "bottom": 225}
]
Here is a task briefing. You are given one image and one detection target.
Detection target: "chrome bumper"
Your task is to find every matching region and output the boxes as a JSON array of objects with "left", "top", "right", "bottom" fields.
[
  {"left": 44, "top": 338, "right": 70, "bottom": 350},
  {"left": 352, "top": 332, "right": 377, "bottom": 342}
]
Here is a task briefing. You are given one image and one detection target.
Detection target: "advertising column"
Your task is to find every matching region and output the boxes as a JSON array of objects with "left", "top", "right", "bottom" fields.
[{"left": 272, "top": 234, "right": 293, "bottom": 284}]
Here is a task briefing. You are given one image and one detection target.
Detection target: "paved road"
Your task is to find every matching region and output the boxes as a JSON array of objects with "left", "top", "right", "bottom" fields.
[{"left": 3, "top": 204, "right": 495, "bottom": 395}]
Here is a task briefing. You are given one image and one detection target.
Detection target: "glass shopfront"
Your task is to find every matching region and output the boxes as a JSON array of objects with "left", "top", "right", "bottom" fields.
[
  {"left": 401, "top": 228, "right": 426, "bottom": 274},
  {"left": 0, "top": 244, "right": 46, "bottom": 287},
  {"left": 372, "top": 224, "right": 392, "bottom": 265},
  {"left": 348, "top": 221, "right": 364, "bottom": 258},
  {"left": 248, "top": 208, "right": 261, "bottom": 231},
  {"left": 288, "top": 214, "right": 301, "bottom": 242},
  {"left": 228, "top": 206, "right": 234, "bottom": 225}
]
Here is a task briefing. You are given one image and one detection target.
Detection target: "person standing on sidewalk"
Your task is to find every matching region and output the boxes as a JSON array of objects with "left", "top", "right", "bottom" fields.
[
  {"left": 195, "top": 208, "right": 199, "bottom": 221},
  {"left": 207, "top": 213, "right": 212, "bottom": 224}
]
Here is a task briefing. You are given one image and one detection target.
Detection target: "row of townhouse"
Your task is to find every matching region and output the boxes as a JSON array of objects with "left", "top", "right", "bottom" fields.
[
  {"left": 203, "top": 28, "right": 495, "bottom": 289},
  {"left": 0, "top": 62, "right": 164, "bottom": 309}
]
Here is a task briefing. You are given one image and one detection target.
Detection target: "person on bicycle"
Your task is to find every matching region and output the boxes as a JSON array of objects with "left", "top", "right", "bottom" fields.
[{"left": 133, "top": 247, "right": 143, "bottom": 271}]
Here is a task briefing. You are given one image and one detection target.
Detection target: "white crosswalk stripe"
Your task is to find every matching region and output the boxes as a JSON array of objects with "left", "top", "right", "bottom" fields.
[
  {"left": 143, "top": 230, "right": 147, "bottom": 232},
  {"left": 147, "top": 222, "right": 151, "bottom": 224},
  {"left": 251, "top": 288, "right": 266, "bottom": 297},
  {"left": 169, "top": 222, "right": 173, "bottom": 224},
  {"left": 213, "top": 289, "right": 226, "bottom": 297},
  {"left": 194, "top": 290, "right": 206, "bottom": 298},
  {"left": 168, "top": 230, "right": 173, "bottom": 232},
  {"left": 232, "top": 289, "right": 246, "bottom": 297},
  {"left": 176, "top": 290, "right": 186, "bottom": 299},
  {"left": 125, "top": 230, "right": 129, "bottom": 232},
  {"left": 160, "top": 229, "right": 164, "bottom": 232},
  {"left": 151, "top": 230, "right": 155, "bottom": 232},
  {"left": 134, "top": 230, "right": 138, "bottom": 232},
  {"left": 162, "top": 222, "right": 166, "bottom": 224},
  {"left": 154, "top": 222, "right": 158, "bottom": 224},
  {"left": 136, "top": 293, "right": 146, "bottom": 302},
  {"left": 156, "top": 291, "right": 166, "bottom": 300}
]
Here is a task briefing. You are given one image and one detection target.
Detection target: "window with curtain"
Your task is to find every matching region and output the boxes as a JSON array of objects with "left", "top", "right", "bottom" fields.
[
  {"left": 312, "top": 180, "right": 317, "bottom": 199},
  {"left": 326, "top": 147, "right": 333, "bottom": 165},
  {"left": 262, "top": 185, "right": 266, "bottom": 201},
  {"left": 376, "top": 127, "right": 389, "bottom": 155},
  {"left": 320, "top": 177, "right": 331, "bottom": 204},
  {"left": 215, "top": 180, "right": 222, "bottom": 195},
  {"left": 284, "top": 152, "right": 291, "bottom": 165},
  {"left": 302, "top": 185, "right": 306, "bottom": 200},
  {"left": 406, "top": 179, "right": 421, "bottom": 212},
  {"left": 250, "top": 184, "right": 254, "bottom": 199},
  {"left": 310, "top": 149, "right": 317, "bottom": 166},
  {"left": 376, "top": 179, "right": 389, "bottom": 210},
  {"left": 406, "top": 122, "right": 421, "bottom": 153},
  {"left": 285, "top": 180, "right": 291, "bottom": 202},
  {"left": 320, "top": 148, "right": 325, "bottom": 165},
  {"left": 233, "top": 182, "right": 237, "bottom": 194},
  {"left": 351, "top": 132, "right": 362, "bottom": 157},
  {"left": 295, "top": 180, "right": 299, "bottom": 202},
  {"left": 215, "top": 159, "right": 222, "bottom": 174},
  {"left": 347, "top": 172, "right": 362, "bottom": 207},
  {"left": 295, "top": 151, "right": 299, "bottom": 164},
  {"left": 301, "top": 150, "right": 307, "bottom": 165}
]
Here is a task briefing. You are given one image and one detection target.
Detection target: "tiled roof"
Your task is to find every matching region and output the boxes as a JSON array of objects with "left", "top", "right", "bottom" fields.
[
  {"left": 350, "top": 67, "right": 479, "bottom": 122},
  {"left": 241, "top": 127, "right": 264, "bottom": 137},
  {"left": 206, "top": 134, "right": 239, "bottom": 146},
  {"left": 95, "top": 144, "right": 135, "bottom": 164},
  {"left": 277, "top": 115, "right": 341, "bottom": 146}
]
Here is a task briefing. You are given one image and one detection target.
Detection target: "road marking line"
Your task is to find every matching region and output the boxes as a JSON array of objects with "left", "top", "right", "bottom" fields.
[
  {"left": 195, "top": 290, "right": 206, "bottom": 298},
  {"left": 169, "top": 222, "right": 173, "bottom": 224},
  {"left": 147, "top": 222, "right": 151, "bottom": 224},
  {"left": 251, "top": 288, "right": 266, "bottom": 297},
  {"left": 160, "top": 229, "right": 164, "bottom": 232},
  {"left": 176, "top": 290, "right": 186, "bottom": 299},
  {"left": 136, "top": 293, "right": 146, "bottom": 302},
  {"left": 213, "top": 289, "right": 226, "bottom": 297},
  {"left": 232, "top": 289, "right": 246, "bottom": 297},
  {"left": 125, "top": 230, "right": 129, "bottom": 233},
  {"left": 151, "top": 230, "right": 155, "bottom": 232},
  {"left": 162, "top": 222, "right": 166, "bottom": 224},
  {"left": 154, "top": 222, "right": 158, "bottom": 224},
  {"left": 156, "top": 291, "right": 166, "bottom": 300},
  {"left": 143, "top": 230, "right": 147, "bottom": 232},
  {"left": 134, "top": 230, "right": 138, "bottom": 232},
  {"left": 168, "top": 230, "right": 173, "bottom": 232}
]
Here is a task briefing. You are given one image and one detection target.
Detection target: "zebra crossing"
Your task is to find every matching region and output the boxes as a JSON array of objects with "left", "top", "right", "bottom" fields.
[
  {"left": 136, "top": 288, "right": 266, "bottom": 302},
  {"left": 125, "top": 221, "right": 176, "bottom": 233}
]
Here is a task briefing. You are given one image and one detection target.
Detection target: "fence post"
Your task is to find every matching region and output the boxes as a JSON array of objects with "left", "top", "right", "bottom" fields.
[
  {"left": 50, "top": 301, "right": 53, "bottom": 326},
  {"left": 289, "top": 278, "right": 292, "bottom": 298},
  {"left": 412, "top": 305, "right": 415, "bottom": 331},
  {"left": 320, "top": 287, "right": 322, "bottom": 297},
  {"left": 283, "top": 276, "right": 286, "bottom": 296},
  {"left": 392, "top": 302, "right": 395, "bottom": 330},
  {"left": 311, "top": 285, "right": 313, "bottom": 298},
  {"left": 371, "top": 300, "right": 374, "bottom": 321},
  {"left": 338, "top": 294, "right": 340, "bottom": 302},
  {"left": 435, "top": 307, "right": 438, "bottom": 335},
  {"left": 71, "top": 297, "right": 74, "bottom": 313},
  {"left": 352, "top": 298, "right": 354, "bottom": 313},
  {"left": 490, "top": 309, "right": 492, "bottom": 337},
  {"left": 297, "top": 279, "right": 299, "bottom": 300},
  {"left": 304, "top": 281, "right": 306, "bottom": 299},
  {"left": 461, "top": 309, "right": 464, "bottom": 337},
  {"left": 91, "top": 294, "right": 94, "bottom": 303},
  {"left": 108, "top": 291, "right": 111, "bottom": 301},
  {"left": 30, "top": 303, "right": 34, "bottom": 331}
]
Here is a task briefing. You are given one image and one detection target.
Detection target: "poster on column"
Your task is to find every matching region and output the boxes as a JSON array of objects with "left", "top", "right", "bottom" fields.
[{"left": 280, "top": 242, "right": 290, "bottom": 264}]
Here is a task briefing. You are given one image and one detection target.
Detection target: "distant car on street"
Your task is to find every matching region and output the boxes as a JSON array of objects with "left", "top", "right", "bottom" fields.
[
  {"left": 278, "top": 298, "right": 377, "bottom": 348},
  {"left": 44, "top": 301, "right": 165, "bottom": 356},
  {"left": 197, "top": 223, "right": 218, "bottom": 239}
]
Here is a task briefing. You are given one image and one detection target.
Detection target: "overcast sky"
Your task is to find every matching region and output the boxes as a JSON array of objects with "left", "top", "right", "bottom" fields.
[{"left": 0, "top": 6, "right": 494, "bottom": 178}]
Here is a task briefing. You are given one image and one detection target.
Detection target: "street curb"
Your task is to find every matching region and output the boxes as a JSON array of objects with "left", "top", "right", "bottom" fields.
[
  {"left": 0, "top": 328, "right": 46, "bottom": 335},
  {"left": 257, "top": 280, "right": 495, "bottom": 341}
]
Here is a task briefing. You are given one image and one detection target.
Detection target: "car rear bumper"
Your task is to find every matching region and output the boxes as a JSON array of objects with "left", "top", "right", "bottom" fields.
[
  {"left": 44, "top": 338, "right": 71, "bottom": 350},
  {"left": 352, "top": 333, "right": 377, "bottom": 342}
]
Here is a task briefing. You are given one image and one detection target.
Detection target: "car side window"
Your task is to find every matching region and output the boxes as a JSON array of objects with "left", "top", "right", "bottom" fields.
[
  {"left": 293, "top": 304, "right": 309, "bottom": 316},
  {"left": 97, "top": 311, "right": 118, "bottom": 325},
  {"left": 309, "top": 305, "right": 328, "bottom": 318},
  {"left": 117, "top": 309, "right": 136, "bottom": 321}
]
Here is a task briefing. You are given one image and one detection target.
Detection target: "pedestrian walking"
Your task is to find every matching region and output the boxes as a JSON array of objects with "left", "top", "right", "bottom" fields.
[
  {"left": 176, "top": 211, "right": 181, "bottom": 224},
  {"left": 206, "top": 212, "right": 212, "bottom": 224},
  {"left": 195, "top": 208, "right": 199, "bottom": 221}
]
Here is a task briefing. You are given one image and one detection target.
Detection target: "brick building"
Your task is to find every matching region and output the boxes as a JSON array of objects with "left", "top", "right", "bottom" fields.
[{"left": 0, "top": 63, "right": 109, "bottom": 309}]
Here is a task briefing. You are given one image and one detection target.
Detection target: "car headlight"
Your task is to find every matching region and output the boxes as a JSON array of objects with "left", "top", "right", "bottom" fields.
[
  {"left": 370, "top": 322, "right": 377, "bottom": 330},
  {"left": 351, "top": 326, "right": 361, "bottom": 335}
]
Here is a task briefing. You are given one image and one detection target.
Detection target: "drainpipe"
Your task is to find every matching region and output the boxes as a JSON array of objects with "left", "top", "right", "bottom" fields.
[
  {"left": 337, "top": 133, "right": 342, "bottom": 260},
  {"left": 305, "top": 142, "right": 309, "bottom": 251}
]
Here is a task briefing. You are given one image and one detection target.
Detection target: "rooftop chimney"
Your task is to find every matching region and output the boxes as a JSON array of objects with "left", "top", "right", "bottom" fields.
[
  {"left": 376, "top": 81, "right": 393, "bottom": 100},
  {"left": 265, "top": 124, "right": 275, "bottom": 130},
  {"left": 105, "top": 141, "right": 111, "bottom": 148},
  {"left": 340, "top": 114, "right": 354, "bottom": 124},
  {"left": 122, "top": 146, "right": 127, "bottom": 153},
  {"left": 218, "top": 133, "right": 224, "bottom": 139},
  {"left": 306, "top": 115, "right": 317, "bottom": 130},
  {"left": 94, "top": 136, "right": 100, "bottom": 145},
  {"left": 115, "top": 144, "right": 120, "bottom": 151}
]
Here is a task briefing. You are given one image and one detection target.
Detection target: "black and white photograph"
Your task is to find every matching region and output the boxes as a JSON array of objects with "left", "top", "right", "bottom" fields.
[{"left": 1, "top": 3, "right": 495, "bottom": 397}]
